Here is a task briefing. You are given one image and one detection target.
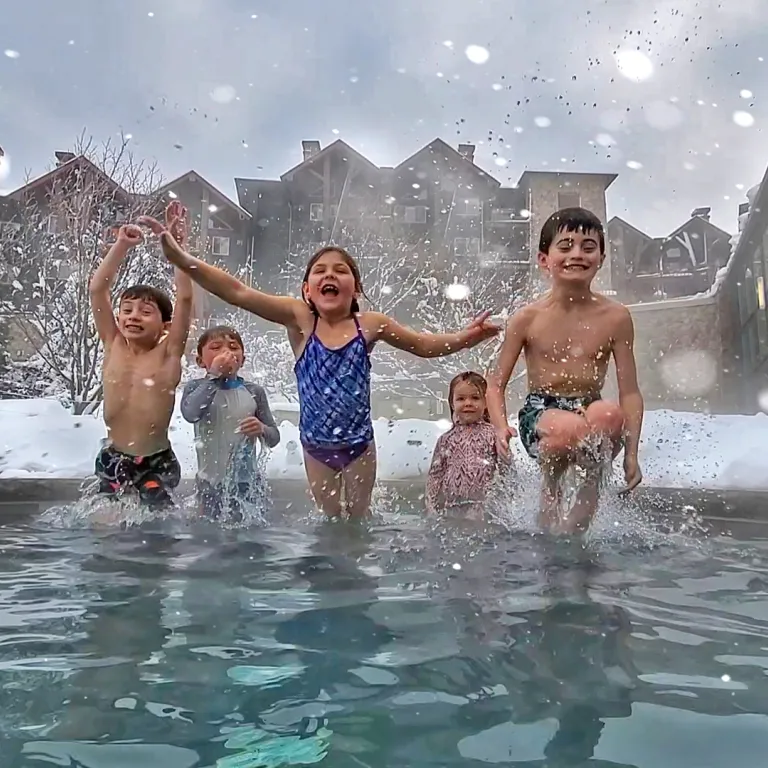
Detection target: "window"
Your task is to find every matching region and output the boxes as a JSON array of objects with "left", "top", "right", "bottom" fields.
[
  {"left": 309, "top": 203, "right": 324, "bottom": 221},
  {"left": 46, "top": 215, "right": 63, "bottom": 235},
  {"left": 404, "top": 206, "right": 427, "bottom": 224},
  {"left": 454, "top": 237, "right": 481, "bottom": 255},
  {"left": 457, "top": 198, "right": 480, "bottom": 216},
  {"left": 211, "top": 236, "right": 230, "bottom": 257},
  {"left": 557, "top": 191, "right": 581, "bottom": 209}
]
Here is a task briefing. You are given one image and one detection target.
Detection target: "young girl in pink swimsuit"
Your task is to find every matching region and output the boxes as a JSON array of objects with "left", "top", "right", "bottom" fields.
[{"left": 426, "top": 371, "right": 510, "bottom": 517}]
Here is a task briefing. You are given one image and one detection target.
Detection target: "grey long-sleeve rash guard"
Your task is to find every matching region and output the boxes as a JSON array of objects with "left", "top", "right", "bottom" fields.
[{"left": 181, "top": 376, "right": 280, "bottom": 485}]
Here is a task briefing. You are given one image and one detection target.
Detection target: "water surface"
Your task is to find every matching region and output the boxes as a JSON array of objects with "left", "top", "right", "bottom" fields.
[{"left": 0, "top": 499, "right": 767, "bottom": 767}]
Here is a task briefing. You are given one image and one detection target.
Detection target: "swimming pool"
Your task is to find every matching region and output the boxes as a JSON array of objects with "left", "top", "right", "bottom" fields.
[{"left": 1, "top": 494, "right": 768, "bottom": 767}]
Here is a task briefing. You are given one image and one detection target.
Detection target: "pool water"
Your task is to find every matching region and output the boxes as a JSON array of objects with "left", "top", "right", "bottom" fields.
[{"left": 1, "top": 500, "right": 768, "bottom": 767}]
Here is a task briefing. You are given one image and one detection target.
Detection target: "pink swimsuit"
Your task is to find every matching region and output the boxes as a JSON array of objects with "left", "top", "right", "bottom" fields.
[{"left": 425, "top": 422, "right": 498, "bottom": 514}]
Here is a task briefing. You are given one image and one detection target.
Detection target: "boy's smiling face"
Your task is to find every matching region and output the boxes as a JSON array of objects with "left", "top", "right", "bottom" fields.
[
  {"left": 117, "top": 296, "right": 166, "bottom": 345},
  {"left": 538, "top": 228, "right": 604, "bottom": 285}
]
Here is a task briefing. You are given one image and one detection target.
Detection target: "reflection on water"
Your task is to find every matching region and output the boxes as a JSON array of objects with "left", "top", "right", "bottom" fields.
[{"left": 0, "top": 507, "right": 767, "bottom": 767}]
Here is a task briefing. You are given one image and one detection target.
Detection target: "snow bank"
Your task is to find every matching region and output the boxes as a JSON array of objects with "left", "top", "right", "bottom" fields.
[{"left": 0, "top": 398, "right": 767, "bottom": 492}]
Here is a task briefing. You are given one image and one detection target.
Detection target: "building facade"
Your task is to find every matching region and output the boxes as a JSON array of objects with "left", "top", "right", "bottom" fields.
[
  {"left": 235, "top": 138, "right": 617, "bottom": 313},
  {"left": 720, "top": 178, "right": 768, "bottom": 412},
  {"left": 609, "top": 210, "right": 731, "bottom": 304}
]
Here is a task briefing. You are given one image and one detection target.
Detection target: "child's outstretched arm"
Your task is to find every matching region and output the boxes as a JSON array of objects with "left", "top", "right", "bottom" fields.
[
  {"left": 365, "top": 311, "right": 499, "bottom": 358},
  {"left": 486, "top": 310, "right": 530, "bottom": 461},
  {"left": 89, "top": 225, "right": 142, "bottom": 345},
  {"left": 613, "top": 306, "right": 644, "bottom": 491},
  {"left": 147, "top": 224, "right": 305, "bottom": 329}
]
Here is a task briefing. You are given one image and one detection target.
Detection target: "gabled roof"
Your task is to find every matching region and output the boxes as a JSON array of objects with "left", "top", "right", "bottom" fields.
[
  {"left": 395, "top": 138, "right": 501, "bottom": 187},
  {"left": 518, "top": 170, "right": 618, "bottom": 190},
  {"left": 664, "top": 215, "right": 730, "bottom": 243},
  {"left": 608, "top": 216, "right": 652, "bottom": 241},
  {"left": 5, "top": 154, "right": 129, "bottom": 201},
  {"left": 156, "top": 170, "right": 251, "bottom": 219},
  {"left": 280, "top": 140, "right": 379, "bottom": 180}
]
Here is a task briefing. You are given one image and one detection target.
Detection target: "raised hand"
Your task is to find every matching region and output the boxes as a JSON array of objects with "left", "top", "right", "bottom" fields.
[
  {"left": 463, "top": 311, "right": 501, "bottom": 345},
  {"left": 166, "top": 200, "right": 188, "bottom": 246},
  {"left": 116, "top": 224, "right": 143, "bottom": 247}
]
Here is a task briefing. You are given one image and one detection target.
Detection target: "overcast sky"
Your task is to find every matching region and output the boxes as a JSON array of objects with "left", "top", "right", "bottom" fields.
[{"left": 1, "top": 0, "right": 766, "bottom": 235}]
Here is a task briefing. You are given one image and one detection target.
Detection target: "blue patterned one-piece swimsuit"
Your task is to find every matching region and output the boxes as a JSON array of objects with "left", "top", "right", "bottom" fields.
[{"left": 294, "top": 315, "right": 374, "bottom": 470}]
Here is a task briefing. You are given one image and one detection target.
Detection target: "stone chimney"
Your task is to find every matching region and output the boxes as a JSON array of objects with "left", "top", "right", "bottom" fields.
[
  {"left": 458, "top": 143, "right": 475, "bottom": 163},
  {"left": 302, "top": 141, "right": 321, "bottom": 162},
  {"left": 55, "top": 151, "right": 76, "bottom": 166},
  {"left": 690, "top": 206, "right": 711, "bottom": 221}
]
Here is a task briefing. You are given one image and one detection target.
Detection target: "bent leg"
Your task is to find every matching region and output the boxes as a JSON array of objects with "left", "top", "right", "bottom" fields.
[
  {"left": 584, "top": 400, "right": 625, "bottom": 458},
  {"left": 304, "top": 451, "right": 344, "bottom": 517},
  {"left": 342, "top": 443, "right": 377, "bottom": 518}
]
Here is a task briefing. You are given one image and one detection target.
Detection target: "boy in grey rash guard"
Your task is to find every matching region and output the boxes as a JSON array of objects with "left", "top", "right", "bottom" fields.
[{"left": 181, "top": 325, "right": 280, "bottom": 519}]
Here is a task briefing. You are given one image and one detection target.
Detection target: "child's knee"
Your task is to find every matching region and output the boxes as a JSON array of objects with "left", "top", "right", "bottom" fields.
[
  {"left": 537, "top": 411, "right": 588, "bottom": 456},
  {"left": 585, "top": 400, "right": 624, "bottom": 438}
]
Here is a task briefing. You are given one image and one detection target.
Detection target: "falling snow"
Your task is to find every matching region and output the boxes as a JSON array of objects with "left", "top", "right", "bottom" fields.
[
  {"left": 464, "top": 45, "right": 490, "bottom": 65},
  {"left": 614, "top": 49, "right": 654, "bottom": 82},
  {"left": 210, "top": 85, "right": 237, "bottom": 104},
  {"left": 733, "top": 110, "right": 755, "bottom": 128}
]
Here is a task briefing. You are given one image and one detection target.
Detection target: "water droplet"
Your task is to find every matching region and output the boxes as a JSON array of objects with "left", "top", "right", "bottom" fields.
[
  {"left": 626, "top": 160, "right": 643, "bottom": 170},
  {"left": 210, "top": 85, "right": 236, "bottom": 104},
  {"left": 721, "top": 674, "right": 731, "bottom": 682},
  {"left": 740, "top": 89, "right": 753, "bottom": 99},
  {"left": 519, "top": 209, "right": 531, "bottom": 218},
  {"left": 465, "top": 45, "right": 490, "bottom": 65},
  {"left": 733, "top": 110, "right": 755, "bottom": 127},
  {"left": 534, "top": 116, "right": 551, "bottom": 128},
  {"left": 614, "top": 50, "right": 653, "bottom": 82},
  {"left": 4, "top": 50, "right": 20, "bottom": 59},
  {"left": 444, "top": 283, "right": 471, "bottom": 301},
  {"left": 143, "top": 378, "right": 155, "bottom": 387}
]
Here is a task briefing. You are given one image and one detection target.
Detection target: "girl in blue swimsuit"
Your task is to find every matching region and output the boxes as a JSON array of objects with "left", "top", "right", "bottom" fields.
[{"left": 156, "top": 241, "right": 499, "bottom": 517}]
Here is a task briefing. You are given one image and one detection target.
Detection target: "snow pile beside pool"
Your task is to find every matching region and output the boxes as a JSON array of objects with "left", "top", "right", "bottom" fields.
[{"left": 0, "top": 398, "right": 767, "bottom": 491}]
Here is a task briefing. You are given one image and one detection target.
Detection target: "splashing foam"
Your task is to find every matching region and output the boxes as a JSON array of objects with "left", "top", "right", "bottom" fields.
[
  {"left": 534, "top": 116, "right": 551, "bottom": 128},
  {"left": 626, "top": 160, "right": 643, "bottom": 170},
  {"left": 3, "top": 50, "right": 20, "bottom": 59},
  {"left": 465, "top": 45, "right": 490, "bottom": 65}
]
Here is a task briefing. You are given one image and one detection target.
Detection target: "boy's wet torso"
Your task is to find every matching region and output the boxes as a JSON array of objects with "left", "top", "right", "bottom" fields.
[
  {"left": 523, "top": 295, "right": 624, "bottom": 398},
  {"left": 102, "top": 338, "right": 181, "bottom": 456}
]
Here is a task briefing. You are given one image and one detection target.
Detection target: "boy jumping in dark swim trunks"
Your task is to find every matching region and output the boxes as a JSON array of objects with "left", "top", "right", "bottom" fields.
[
  {"left": 89, "top": 201, "right": 194, "bottom": 507},
  {"left": 487, "top": 207, "right": 644, "bottom": 533}
]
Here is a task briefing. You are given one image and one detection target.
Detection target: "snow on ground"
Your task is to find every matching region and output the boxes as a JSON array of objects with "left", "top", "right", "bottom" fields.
[{"left": 0, "top": 398, "right": 767, "bottom": 491}]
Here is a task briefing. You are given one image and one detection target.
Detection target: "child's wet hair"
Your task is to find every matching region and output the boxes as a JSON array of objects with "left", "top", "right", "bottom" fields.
[
  {"left": 448, "top": 371, "right": 490, "bottom": 422},
  {"left": 196, "top": 325, "right": 244, "bottom": 356},
  {"left": 119, "top": 284, "right": 173, "bottom": 323},
  {"left": 302, "top": 246, "right": 366, "bottom": 315},
  {"left": 538, "top": 207, "right": 605, "bottom": 255}
]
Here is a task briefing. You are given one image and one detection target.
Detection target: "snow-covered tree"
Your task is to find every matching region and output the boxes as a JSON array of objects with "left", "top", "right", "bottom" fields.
[
  {"left": 0, "top": 134, "right": 170, "bottom": 413},
  {"left": 275, "top": 224, "right": 531, "bottom": 398}
]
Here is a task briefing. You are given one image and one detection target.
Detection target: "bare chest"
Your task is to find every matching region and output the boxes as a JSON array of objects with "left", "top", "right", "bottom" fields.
[
  {"left": 526, "top": 316, "right": 613, "bottom": 366},
  {"left": 104, "top": 346, "right": 178, "bottom": 395}
]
